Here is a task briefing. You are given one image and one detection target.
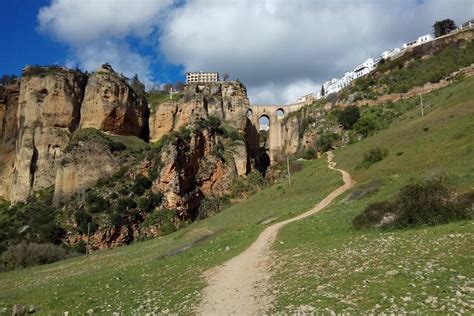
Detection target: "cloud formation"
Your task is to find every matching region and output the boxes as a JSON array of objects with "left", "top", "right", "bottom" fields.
[
  {"left": 37, "top": 0, "right": 173, "bottom": 84},
  {"left": 38, "top": 0, "right": 473, "bottom": 103}
]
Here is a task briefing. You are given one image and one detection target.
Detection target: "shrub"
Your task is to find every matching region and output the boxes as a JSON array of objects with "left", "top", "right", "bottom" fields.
[
  {"left": 1, "top": 242, "right": 68, "bottom": 270},
  {"left": 130, "top": 174, "right": 152, "bottom": 196},
  {"left": 114, "top": 197, "right": 137, "bottom": 213},
  {"left": 316, "top": 132, "right": 339, "bottom": 153},
  {"left": 352, "top": 201, "right": 396, "bottom": 229},
  {"left": 337, "top": 106, "right": 361, "bottom": 129},
  {"left": 360, "top": 147, "right": 388, "bottom": 167},
  {"left": 302, "top": 147, "right": 316, "bottom": 160},
  {"left": 197, "top": 196, "right": 230, "bottom": 220},
  {"left": 85, "top": 192, "right": 109, "bottom": 214},
  {"left": 352, "top": 178, "right": 473, "bottom": 229},
  {"left": 74, "top": 210, "right": 97, "bottom": 234},
  {"left": 354, "top": 116, "right": 379, "bottom": 137},
  {"left": 137, "top": 192, "right": 163, "bottom": 212},
  {"left": 142, "top": 209, "right": 178, "bottom": 235}
]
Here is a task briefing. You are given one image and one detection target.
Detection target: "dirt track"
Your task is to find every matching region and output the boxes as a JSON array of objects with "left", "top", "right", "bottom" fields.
[{"left": 197, "top": 152, "right": 354, "bottom": 315}]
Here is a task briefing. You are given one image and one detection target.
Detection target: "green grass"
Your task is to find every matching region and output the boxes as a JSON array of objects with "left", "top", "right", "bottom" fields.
[
  {"left": 0, "top": 154, "right": 341, "bottom": 314},
  {"left": 1, "top": 66, "right": 473, "bottom": 315},
  {"left": 271, "top": 76, "right": 474, "bottom": 313}
]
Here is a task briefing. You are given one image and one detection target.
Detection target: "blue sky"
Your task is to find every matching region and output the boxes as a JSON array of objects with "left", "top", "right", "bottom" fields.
[{"left": 1, "top": 0, "right": 473, "bottom": 104}]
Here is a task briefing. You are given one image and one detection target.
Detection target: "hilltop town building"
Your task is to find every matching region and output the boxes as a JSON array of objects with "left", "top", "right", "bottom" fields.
[
  {"left": 403, "top": 34, "right": 434, "bottom": 48},
  {"left": 186, "top": 71, "right": 219, "bottom": 83}
]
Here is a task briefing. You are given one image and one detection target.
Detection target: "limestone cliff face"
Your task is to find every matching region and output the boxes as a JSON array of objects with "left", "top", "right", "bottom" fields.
[
  {"left": 52, "top": 139, "right": 119, "bottom": 205},
  {"left": 153, "top": 129, "right": 247, "bottom": 217},
  {"left": 0, "top": 81, "right": 20, "bottom": 199},
  {"left": 149, "top": 81, "right": 249, "bottom": 142},
  {"left": 80, "top": 66, "right": 149, "bottom": 139},
  {"left": 10, "top": 70, "right": 87, "bottom": 201}
]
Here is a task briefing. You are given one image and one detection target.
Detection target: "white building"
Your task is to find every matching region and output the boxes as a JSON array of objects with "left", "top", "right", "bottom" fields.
[
  {"left": 186, "top": 71, "right": 219, "bottom": 83},
  {"left": 353, "top": 58, "right": 376, "bottom": 79},
  {"left": 403, "top": 34, "right": 434, "bottom": 49},
  {"left": 381, "top": 47, "right": 401, "bottom": 60}
]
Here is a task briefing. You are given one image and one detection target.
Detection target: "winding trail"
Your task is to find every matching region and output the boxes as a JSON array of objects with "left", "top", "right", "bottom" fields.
[{"left": 197, "top": 152, "right": 354, "bottom": 315}]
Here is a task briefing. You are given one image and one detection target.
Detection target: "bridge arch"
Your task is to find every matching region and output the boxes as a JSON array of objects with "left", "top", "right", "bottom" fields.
[
  {"left": 276, "top": 108, "right": 285, "bottom": 119},
  {"left": 246, "top": 103, "right": 306, "bottom": 164}
]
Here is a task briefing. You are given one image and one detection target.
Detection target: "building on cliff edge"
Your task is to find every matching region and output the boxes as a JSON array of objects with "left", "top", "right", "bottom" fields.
[{"left": 186, "top": 71, "right": 219, "bottom": 83}]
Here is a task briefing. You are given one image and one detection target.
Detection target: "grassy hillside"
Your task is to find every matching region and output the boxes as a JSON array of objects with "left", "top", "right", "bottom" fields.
[
  {"left": 0, "top": 154, "right": 341, "bottom": 313},
  {"left": 271, "top": 76, "right": 474, "bottom": 313},
  {"left": 1, "top": 68, "right": 473, "bottom": 315}
]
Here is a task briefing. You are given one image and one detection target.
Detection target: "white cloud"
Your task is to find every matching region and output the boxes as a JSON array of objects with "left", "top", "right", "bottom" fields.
[
  {"left": 161, "top": 0, "right": 473, "bottom": 103},
  {"left": 37, "top": 0, "right": 474, "bottom": 103},
  {"left": 37, "top": 0, "right": 173, "bottom": 84}
]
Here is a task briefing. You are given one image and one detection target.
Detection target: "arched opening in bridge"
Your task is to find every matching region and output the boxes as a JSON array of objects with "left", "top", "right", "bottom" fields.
[
  {"left": 276, "top": 108, "right": 285, "bottom": 119},
  {"left": 258, "top": 115, "right": 270, "bottom": 131},
  {"left": 247, "top": 108, "right": 253, "bottom": 118},
  {"left": 257, "top": 152, "right": 271, "bottom": 177}
]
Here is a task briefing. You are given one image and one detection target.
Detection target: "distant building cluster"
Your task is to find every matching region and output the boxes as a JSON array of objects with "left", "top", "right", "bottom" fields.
[
  {"left": 186, "top": 71, "right": 219, "bottom": 83},
  {"left": 296, "top": 18, "right": 473, "bottom": 103}
]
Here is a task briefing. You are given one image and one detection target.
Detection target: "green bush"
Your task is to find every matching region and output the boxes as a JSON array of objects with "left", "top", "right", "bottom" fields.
[
  {"left": 354, "top": 116, "right": 379, "bottom": 137},
  {"left": 360, "top": 147, "right": 388, "bottom": 167},
  {"left": 85, "top": 192, "right": 109, "bottom": 214},
  {"left": 1, "top": 242, "right": 68, "bottom": 271},
  {"left": 74, "top": 210, "right": 97, "bottom": 234},
  {"left": 130, "top": 174, "right": 152, "bottom": 196},
  {"left": 137, "top": 192, "right": 163, "bottom": 212},
  {"left": 142, "top": 209, "right": 178, "bottom": 235},
  {"left": 302, "top": 147, "right": 316, "bottom": 160},
  {"left": 197, "top": 196, "right": 230, "bottom": 220},
  {"left": 316, "top": 132, "right": 340, "bottom": 153},
  {"left": 353, "top": 178, "right": 473, "bottom": 229},
  {"left": 337, "top": 106, "right": 361, "bottom": 129}
]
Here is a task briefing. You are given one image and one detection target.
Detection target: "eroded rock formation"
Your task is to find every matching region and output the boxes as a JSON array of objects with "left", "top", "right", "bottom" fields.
[
  {"left": 10, "top": 69, "right": 87, "bottom": 201},
  {"left": 149, "top": 81, "right": 249, "bottom": 142},
  {"left": 80, "top": 65, "right": 149, "bottom": 139}
]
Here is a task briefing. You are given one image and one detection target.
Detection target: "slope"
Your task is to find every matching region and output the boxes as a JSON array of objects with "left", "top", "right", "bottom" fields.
[{"left": 271, "top": 75, "right": 474, "bottom": 313}]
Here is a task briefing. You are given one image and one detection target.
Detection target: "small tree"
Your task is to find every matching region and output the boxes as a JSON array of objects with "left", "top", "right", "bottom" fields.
[
  {"left": 174, "top": 81, "right": 185, "bottom": 92},
  {"left": 130, "top": 74, "right": 145, "bottom": 97},
  {"left": 337, "top": 106, "right": 361, "bottom": 129},
  {"left": 320, "top": 85, "right": 325, "bottom": 97},
  {"left": 222, "top": 73, "right": 230, "bottom": 81},
  {"left": 433, "top": 19, "right": 457, "bottom": 37}
]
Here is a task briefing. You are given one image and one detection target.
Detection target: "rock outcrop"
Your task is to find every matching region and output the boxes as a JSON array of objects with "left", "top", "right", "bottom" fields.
[
  {"left": 0, "top": 81, "right": 20, "bottom": 199},
  {"left": 10, "top": 69, "right": 87, "bottom": 201},
  {"left": 154, "top": 129, "right": 247, "bottom": 217},
  {"left": 52, "top": 138, "right": 119, "bottom": 205},
  {"left": 149, "top": 81, "right": 249, "bottom": 142},
  {"left": 80, "top": 65, "right": 149, "bottom": 140}
]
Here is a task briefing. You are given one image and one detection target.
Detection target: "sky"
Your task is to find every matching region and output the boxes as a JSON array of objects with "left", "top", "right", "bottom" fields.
[{"left": 1, "top": 0, "right": 473, "bottom": 104}]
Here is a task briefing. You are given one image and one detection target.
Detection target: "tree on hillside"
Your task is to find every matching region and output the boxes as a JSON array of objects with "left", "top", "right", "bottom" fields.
[
  {"left": 337, "top": 105, "right": 361, "bottom": 130},
  {"left": 162, "top": 83, "right": 173, "bottom": 92},
  {"left": 320, "top": 85, "right": 325, "bottom": 97},
  {"left": 222, "top": 73, "right": 230, "bottom": 81},
  {"left": 433, "top": 19, "right": 457, "bottom": 37},
  {"left": 174, "top": 81, "right": 185, "bottom": 92},
  {"left": 130, "top": 74, "right": 146, "bottom": 97}
]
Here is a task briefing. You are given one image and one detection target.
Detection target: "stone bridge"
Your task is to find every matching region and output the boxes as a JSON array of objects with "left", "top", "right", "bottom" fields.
[{"left": 246, "top": 102, "right": 307, "bottom": 165}]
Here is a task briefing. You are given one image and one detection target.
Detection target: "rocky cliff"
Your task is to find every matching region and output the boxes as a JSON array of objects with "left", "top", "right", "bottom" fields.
[
  {"left": 0, "top": 65, "right": 150, "bottom": 202},
  {"left": 80, "top": 65, "right": 149, "bottom": 139},
  {"left": 0, "top": 81, "right": 20, "bottom": 199},
  {"left": 10, "top": 69, "right": 87, "bottom": 201},
  {"left": 149, "top": 81, "right": 249, "bottom": 142}
]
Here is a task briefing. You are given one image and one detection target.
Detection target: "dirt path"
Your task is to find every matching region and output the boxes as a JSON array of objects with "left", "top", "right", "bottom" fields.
[{"left": 197, "top": 152, "right": 354, "bottom": 315}]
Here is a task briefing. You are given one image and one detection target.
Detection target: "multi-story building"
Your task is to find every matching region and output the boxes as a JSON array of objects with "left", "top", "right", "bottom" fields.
[
  {"left": 186, "top": 71, "right": 219, "bottom": 83},
  {"left": 403, "top": 34, "right": 434, "bottom": 49}
]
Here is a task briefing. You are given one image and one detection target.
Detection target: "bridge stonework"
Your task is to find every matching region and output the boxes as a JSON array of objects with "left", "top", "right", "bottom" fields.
[{"left": 246, "top": 102, "right": 306, "bottom": 163}]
